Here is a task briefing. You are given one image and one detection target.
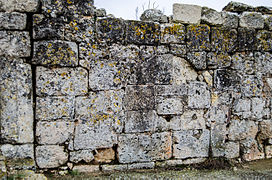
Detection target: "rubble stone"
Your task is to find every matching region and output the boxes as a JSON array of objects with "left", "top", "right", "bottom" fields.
[
  {"left": 201, "top": 7, "right": 223, "bottom": 25},
  {"left": 70, "top": 150, "right": 94, "bottom": 163}
]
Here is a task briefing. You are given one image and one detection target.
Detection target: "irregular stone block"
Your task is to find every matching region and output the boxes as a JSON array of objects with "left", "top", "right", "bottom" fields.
[
  {"left": 224, "top": 142, "right": 240, "bottom": 159},
  {"left": 173, "top": 3, "right": 202, "bottom": 24},
  {"left": 264, "top": 15, "right": 272, "bottom": 30},
  {"left": 160, "top": 23, "right": 185, "bottom": 44},
  {"left": 36, "top": 96, "right": 75, "bottom": 121},
  {"left": 251, "top": 98, "right": 265, "bottom": 120},
  {"left": 0, "top": 58, "right": 33, "bottom": 143},
  {"left": 70, "top": 150, "right": 94, "bottom": 163},
  {"left": 228, "top": 120, "right": 258, "bottom": 141},
  {"left": 94, "top": 148, "right": 115, "bottom": 163},
  {"left": 187, "top": 51, "right": 207, "bottom": 70},
  {"left": 169, "top": 44, "right": 186, "bottom": 57},
  {"left": 155, "top": 84, "right": 187, "bottom": 96},
  {"left": 118, "top": 132, "right": 172, "bottom": 163},
  {"left": 222, "top": 12, "right": 239, "bottom": 28},
  {"left": 231, "top": 53, "right": 255, "bottom": 75},
  {"left": 0, "top": 144, "right": 33, "bottom": 159},
  {"left": 201, "top": 7, "right": 223, "bottom": 26},
  {"left": 97, "top": 18, "right": 125, "bottom": 43},
  {"left": 205, "top": 105, "right": 229, "bottom": 125},
  {"left": 157, "top": 97, "right": 184, "bottom": 115},
  {"left": 128, "top": 162, "right": 155, "bottom": 170},
  {"left": 233, "top": 98, "right": 251, "bottom": 119},
  {"left": 36, "top": 66, "right": 88, "bottom": 96},
  {"left": 33, "top": 40, "right": 78, "bottom": 66},
  {"left": 255, "top": 52, "right": 272, "bottom": 74},
  {"left": 0, "top": 12, "right": 26, "bottom": 30},
  {"left": 241, "top": 137, "right": 265, "bottom": 161},
  {"left": 0, "top": 31, "right": 30, "bottom": 57},
  {"left": 256, "top": 30, "right": 272, "bottom": 52},
  {"left": 188, "top": 82, "right": 210, "bottom": 109},
  {"left": 36, "top": 121, "right": 74, "bottom": 145},
  {"left": 0, "top": 0, "right": 39, "bottom": 12},
  {"left": 187, "top": 24, "right": 210, "bottom": 51},
  {"left": 237, "top": 28, "right": 256, "bottom": 51},
  {"left": 239, "top": 12, "right": 264, "bottom": 29},
  {"left": 241, "top": 75, "right": 263, "bottom": 97},
  {"left": 124, "top": 85, "right": 155, "bottom": 111},
  {"left": 36, "top": 145, "right": 68, "bottom": 168},
  {"left": 73, "top": 165, "right": 100, "bottom": 173},
  {"left": 258, "top": 120, "right": 272, "bottom": 141},
  {"left": 214, "top": 69, "right": 240, "bottom": 91},
  {"left": 126, "top": 20, "right": 160, "bottom": 45},
  {"left": 101, "top": 164, "right": 128, "bottom": 172},
  {"left": 173, "top": 130, "right": 210, "bottom": 159},
  {"left": 223, "top": 2, "right": 254, "bottom": 13},
  {"left": 0, "top": 161, "right": 7, "bottom": 178},
  {"left": 211, "top": 27, "right": 237, "bottom": 52},
  {"left": 140, "top": 9, "right": 166, "bottom": 23},
  {"left": 202, "top": 71, "right": 213, "bottom": 86},
  {"left": 266, "top": 146, "right": 272, "bottom": 159},
  {"left": 172, "top": 56, "right": 198, "bottom": 84}
]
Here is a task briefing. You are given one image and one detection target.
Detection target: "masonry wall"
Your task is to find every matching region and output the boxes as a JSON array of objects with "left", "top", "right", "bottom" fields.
[{"left": 0, "top": 0, "right": 272, "bottom": 176}]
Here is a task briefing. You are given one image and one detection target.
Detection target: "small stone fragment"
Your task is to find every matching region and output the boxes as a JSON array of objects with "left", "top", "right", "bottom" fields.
[{"left": 140, "top": 9, "right": 164, "bottom": 22}]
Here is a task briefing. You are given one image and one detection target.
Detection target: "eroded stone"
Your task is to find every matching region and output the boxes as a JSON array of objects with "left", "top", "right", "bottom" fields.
[
  {"left": 0, "top": 12, "right": 26, "bottom": 30},
  {"left": 173, "top": 3, "right": 202, "bottom": 24}
]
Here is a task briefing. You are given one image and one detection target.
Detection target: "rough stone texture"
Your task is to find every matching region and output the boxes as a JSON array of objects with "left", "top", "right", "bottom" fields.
[
  {"left": 36, "top": 145, "right": 68, "bottom": 168},
  {"left": 36, "top": 121, "right": 74, "bottom": 145},
  {"left": 128, "top": 162, "right": 155, "bottom": 170},
  {"left": 233, "top": 98, "right": 251, "bottom": 119},
  {"left": 0, "top": 144, "right": 34, "bottom": 159},
  {"left": 173, "top": 130, "right": 210, "bottom": 159},
  {"left": 173, "top": 4, "right": 202, "bottom": 24},
  {"left": 207, "top": 52, "right": 231, "bottom": 69},
  {"left": 187, "top": 25, "right": 210, "bottom": 51},
  {"left": 211, "top": 27, "right": 237, "bottom": 52},
  {"left": 188, "top": 82, "right": 210, "bottom": 109},
  {"left": 256, "top": 30, "right": 272, "bottom": 52},
  {"left": 187, "top": 51, "right": 207, "bottom": 70},
  {"left": 251, "top": 98, "right": 265, "bottom": 120},
  {"left": 0, "top": 12, "right": 26, "bottom": 30},
  {"left": 241, "top": 137, "right": 265, "bottom": 161},
  {"left": 0, "top": 0, "right": 39, "bottom": 12},
  {"left": 101, "top": 164, "right": 128, "bottom": 172},
  {"left": 237, "top": 28, "right": 256, "bottom": 51},
  {"left": 118, "top": 132, "right": 172, "bottom": 163},
  {"left": 73, "top": 165, "right": 100, "bottom": 173},
  {"left": 201, "top": 7, "right": 223, "bottom": 26},
  {"left": 222, "top": 12, "right": 239, "bottom": 28},
  {"left": 258, "top": 120, "right": 272, "bottom": 141},
  {"left": 94, "top": 148, "right": 115, "bottom": 163},
  {"left": 264, "top": 15, "right": 272, "bottom": 30},
  {"left": 255, "top": 52, "right": 272, "bottom": 74},
  {"left": 0, "top": 58, "right": 33, "bottom": 143},
  {"left": 223, "top": 2, "right": 254, "bottom": 13},
  {"left": 36, "top": 66, "right": 88, "bottom": 96},
  {"left": 140, "top": 9, "right": 165, "bottom": 23},
  {"left": 0, "top": 31, "right": 30, "bottom": 57},
  {"left": 157, "top": 97, "right": 184, "bottom": 115},
  {"left": 231, "top": 53, "right": 255, "bottom": 75},
  {"left": 214, "top": 69, "right": 240, "bottom": 91},
  {"left": 239, "top": 12, "right": 264, "bottom": 29},
  {"left": 228, "top": 120, "right": 258, "bottom": 141},
  {"left": 70, "top": 150, "right": 94, "bottom": 163},
  {"left": 160, "top": 23, "right": 185, "bottom": 44},
  {"left": 241, "top": 75, "right": 263, "bottom": 97}
]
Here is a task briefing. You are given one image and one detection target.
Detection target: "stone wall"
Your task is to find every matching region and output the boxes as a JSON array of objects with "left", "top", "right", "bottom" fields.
[{"left": 0, "top": 0, "right": 272, "bottom": 177}]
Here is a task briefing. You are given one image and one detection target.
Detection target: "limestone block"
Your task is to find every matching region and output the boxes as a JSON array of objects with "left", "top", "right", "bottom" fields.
[
  {"left": 258, "top": 120, "right": 272, "bottom": 141},
  {"left": 128, "top": 162, "right": 155, "bottom": 170},
  {"left": 214, "top": 69, "right": 240, "bottom": 91},
  {"left": 169, "top": 44, "right": 186, "bottom": 57},
  {"left": 36, "top": 96, "right": 75, "bottom": 121},
  {"left": 222, "top": 12, "right": 239, "bottom": 28},
  {"left": 157, "top": 97, "right": 184, "bottom": 115},
  {"left": 70, "top": 150, "right": 94, "bottom": 163},
  {"left": 239, "top": 12, "right": 264, "bottom": 29},
  {"left": 264, "top": 15, "right": 272, "bottom": 30},
  {"left": 241, "top": 137, "right": 265, "bottom": 161},
  {"left": 201, "top": 7, "right": 223, "bottom": 26},
  {"left": 73, "top": 165, "right": 100, "bottom": 173},
  {"left": 140, "top": 9, "right": 165, "bottom": 22},
  {"left": 228, "top": 120, "right": 258, "bottom": 141},
  {"left": 173, "top": 4, "right": 202, "bottom": 24},
  {"left": 0, "top": 12, "right": 26, "bottom": 30},
  {"left": 231, "top": 53, "right": 255, "bottom": 75},
  {"left": 126, "top": 20, "right": 160, "bottom": 45},
  {"left": 0, "top": 144, "right": 33, "bottom": 159},
  {"left": 33, "top": 40, "right": 78, "bottom": 66},
  {"left": 255, "top": 52, "right": 272, "bottom": 74},
  {"left": 237, "top": 28, "right": 256, "bottom": 51},
  {"left": 211, "top": 27, "right": 237, "bottom": 52},
  {"left": 160, "top": 23, "right": 185, "bottom": 44},
  {"left": 156, "top": 158, "right": 206, "bottom": 168},
  {"left": 233, "top": 98, "right": 251, "bottom": 119},
  {"left": 172, "top": 56, "right": 198, "bottom": 84},
  {"left": 187, "top": 24, "right": 210, "bottom": 51},
  {"left": 0, "top": 161, "right": 7, "bottom": 178},
  {"left": 188, "top": 82, "right": 210, "bottom": 109},
  {"left": 36, "top": 121, "right": 74, "bottom": 145},
  {"left": 97, "top": 18, "right": 125, "bottom": 43},
  {"left": 155, "top": 84, "right": 187, "bottom": 96},
  {"left": 205, "top": 106, "right": 229, "bottom": 125},
  {"left": 187, "top": 51, "right": 207, "bottom": 70},
  {"left": 118, "top": 132, "right": 172, "bottom": 163},
  {"left": 0, "top": 58, "right": 33, "bottom": 143},
  {"left": 251, "top": 98, "right": 265, "bottom": 120},
  {"left": 36, "top": 66, "right": 88, "bottom": 96},
  {"left": 256, "top": 30, "right": 272, "bottom": 52},
  {"left": 241, "top": 75, "right": 263, "bottom": 97},
  {"left": 266, "top": 145, "right": 272, "bottom": 159},
  {"left": 223, "top": 1, "right": 254, "bottom": 13},
  {"left": 0, "top": 31, "right": 30, "bottom": 57},
  {"left": 36, "top": 145, "right": 68, "bottom": 168},
  {"left": 224, "top": 142, "right": 240, "bottom": 159},
  {"left": 124, "top": 85, "right": 155, "bottom": 111},
  {"left": 0, "top": 0, "right": 39, "bottom": 12},
  {"left": 101, "top": 164, "right": 128, "bottom": 172},
  {"left": 173, "top": 130, "right": 210, "bottom": 159},
  {"left": 94, "top": 148, "right": 115, "bottom": 163}
]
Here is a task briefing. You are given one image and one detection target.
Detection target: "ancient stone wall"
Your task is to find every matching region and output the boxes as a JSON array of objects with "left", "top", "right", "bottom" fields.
[{"left": 0, "top": 0, "right": 272, "bottom": 177}]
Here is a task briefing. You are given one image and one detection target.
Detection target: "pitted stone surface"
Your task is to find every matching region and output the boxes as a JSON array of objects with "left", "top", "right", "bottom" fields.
[
  {"left": 187, "top": 51, "right": 207, "bottom": 70},
  {"left": 211, "top": 27, "right": 237, "bottom": 52},
  {"left": 0, "top": 144, "right": 34, "bottom": 159},
  {"left": 188, "top": 82, "right": 210, "bottom": 109},
  {"left": 239, "top": 12, "right": 264, "bottom": 29},
  {"left": 0, "top": 12, "right": 26, "bottom": 30},
  {"left": 173, "top": 4, "right": 202, "bottom": 24},
  {"left": 157, "top": 97, "right": 184, "bottom": 115},
  {"left": 207, "top": 52, "right": 231, "bottom": 69},
  {"left": 228, "top": 120, "right": 258, "bottom": 141},
  {"left": 160, "top": 23, "right": 185, "bottom": 44},
  {"left": 256, "top": 30, "right": 272, "bottom": 52},
  {"left": 187, "top": 25, "right": 210, "bottom": 51},
  {"left": 0, "top": 0, "right": 39, "bottom": 12},
  {"left": 70, "top": 150, "right": 94, "bottom": 163}
]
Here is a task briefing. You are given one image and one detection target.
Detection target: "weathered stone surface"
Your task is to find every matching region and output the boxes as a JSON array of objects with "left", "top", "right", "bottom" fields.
[
  {"left": 128, "top": 162, "right": 155, "bottom": 170},
  {"left": 70, "top": 150, "right": 94, "bottom": 163},
  {"left": 169, "top": 44, "right": 186, "bottom": 57},
  {"left": 36, "top": 145, "right": 68, "bottom": 168},
  {"left": 0, "top": 12, "right": 26, "bottom": 30},
  {"left": 241, "top": 75, "right": 263, "bottom": 97},
  {"left": 211, "top": 27, "right": 237, "bottom": 52},
  {"left": 173, "top": 3, "right": 202, "bottom": 24},
  {"left": 187, "top": 25, "right": 210, "bottom": 51},
  {"left": 156, "top": 158, "right": 206, "bottom": 168},
  {"left": 264, "top": 15, "right": 272, "bottom": 30},
  {"left": 155, "top": 84, "right": 187, "bottom": 96},
  {"left": 231, "top": 53, "right": 255, "bottom": 75},
  {"left": 140, "top": 9, "right": 164, "bottom": 22},
  {"left": 237, "top": 28, "right": 256, "bottom": 51},
  {"left": 266, "top": 146, "right": 272, "bottom": 159},
  {"left": 224, "top": 142, "right": 240, "bottom": 159},
  {"left": 255, "top": 52, "right": 272, "bottom": 74},
  {"left": 94, "top": 148, "right": 115, "bottom": 163},
  {"left": 101, "top": 164, "right": 128, "bottom": 172},
  {"left": 36, "top": 121, "right": 74, "bottom": 145},
  {"left": 0, "top": 144, "right": 33, "bottom": 159},
  {"left": 251, "top": 98, "right": 265, "bottom": 120},
  {"left": 118, "top": 132, "right": 172, "bottom": 163},
  {"left": 188, "top": 82, "right": 210, "bottom": 109},
  {"left": 0, "top": 161, "right": 7, "bottom": 178},
  {"left": 258, "top": 120, "right": 272, "bottom": 141},
  {"left": 205, "top": 105, "right": 229, "bottom": 125},
  {"left": 239, "top": 12, "right": 264, "bottom": 29},
  {"left": 202, "top": 71, "right": 213, "bottom": 86},
  {"left": 0, "top": 31, "right": 30, "bottom": 57},
  {"left": 126, "top": 20, "right": 160, "bottom": 45},
  {"left": 256, "top": 30, "right": 272, "bottom": 52},
  {"left": 36, "top": 96, "right": 75, "bottom": 121},
  {"left": 0, "top": 58, "right": 33, "bottom": 143},
  {"left": 228, "top": 120, "right": 258, "bottom": 141},
  {"left": 222, "top": 12, "right": 239, "bottom": 28},
  {"left": 160, "top": 23, "right": 185, "bottom": 44},
  {"left": 33, "top": 40, "right": 78, "bottom": 66},
  {"left": 201, "top": 7, "right": 223, "bottom": 25},
  {"left": 187, "top": 51, "right": 207, "bottom": 70},
  {"left": 223, "top": 2, "right": 254, "bottom": 13},
  {"left": 157, "top": 97, "right": 184, "bottom": 115},
  {"left": 241, "top": 137, "right": 265, "bottom": 161},
  {"left": 173, "top": 130, "right": 210, "bottom": 159},
  {"left": 36, "top": 66, "right": 88, "bottom": 96},
  {"left": 214, "top": 69, "right": 240, "bottom": 91},
  {"left": 0, "top": 0, "right": 39, "bottom": 12},
  {"left": 73, "top": 165, "right": 100, "bottom": 173},
  {"left": 96, "top": 8, "right": 106, "bottom": 17},
  {"left": 233, "top": 98, "right": 251, "bottom": 119}
]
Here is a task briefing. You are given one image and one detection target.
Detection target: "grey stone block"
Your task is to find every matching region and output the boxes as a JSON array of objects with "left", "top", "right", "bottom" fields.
[
  {"left": 222, "top": 12, "right": 239, "bottom": 28},
  {"left": 187, "top": 24, "right": 210, "bottom": 51},
  {"left": 160, "top": 23, "right": 185, "bottom": 44},
  {"left": 173, "top": 3, "right": 202, "bottom": 24},
  {"left": 157, "top": 97, "right": 184, "bottom": 115},
  {"left": 228, "top": 120, "right": 258, "bottom": 141},
  {"left": 70, "top": 150, "right": 94, "bottom": 163},
  {"left": 188, "top": 82, "right": 210, "bottom": 109},
  {"left": 239, "top": 12, "right": 264, "bottom": 29},
  {"left": 201, "top": 7, "right": 223, "bottom": 26},
  {"left": 0, "top": 12, "right": 26, "bottom": 30},
  {"left": 0, "top": 0, "right": 39, "bottom": 12},
  {"left": 0, "top": 144, "right": 34, "bottom": 159},
  {"left": 187, "top": 51, "right": 207, "bottom": 70}
]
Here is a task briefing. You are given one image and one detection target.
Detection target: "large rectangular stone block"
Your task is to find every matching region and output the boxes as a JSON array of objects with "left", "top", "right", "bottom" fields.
[
  {"left": 0, "top": 58, "right": 33, "bottom": 143},
  {"left": 257, "top": 30, "right": 272, "bottom": 52},
  {"left": 0, "top": 0, "right": 39, "bottom": 12},
  {"left": 36, "top": 66, "right": 88, "bottom": 96},
  {"left": 187, "top": 25, "right": 210, "bottom": 51},
  {"left": 239, "top": 12, "right": 264, "bottom": 29},
  {"left": 0, "top": 12, "right": 26, "bottom": 30},
  {"left": 173, "top": 4, "right": 202, "bottom": 24},
  {"left": 156, "top": 97, "right": 184, "bottom": 115},
  {"left": 237, "top": 28, "right": 256, "bottom": 51},
  {"left": 188, "top": 82, "right": 210, "bottom": 109},
  {"left": 0, "top": 144, "right": 34, "bottom": 159},
  {"left": 160, "top": 23, "right": 186, "bottom": 44},
  {"left": 118, "top": 132, "right": 172, "bottom": 163},
  {"left": 211, "top": 27, "right": 237, "bottom": 52}
]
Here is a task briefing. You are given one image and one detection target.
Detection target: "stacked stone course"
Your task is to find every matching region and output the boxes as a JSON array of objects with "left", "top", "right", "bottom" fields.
[{"left": 0, "top": 0, "right": 272, "bottom": 177}]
